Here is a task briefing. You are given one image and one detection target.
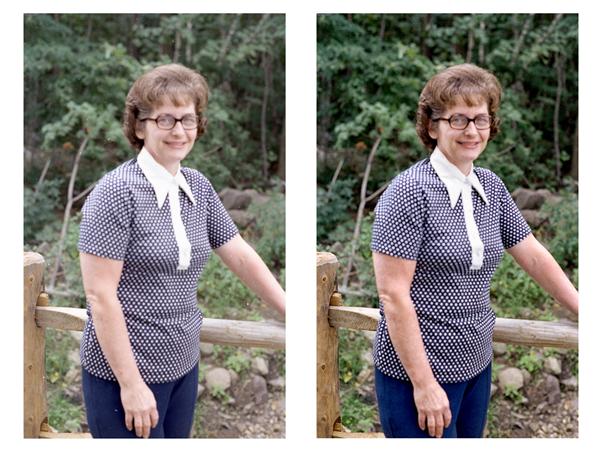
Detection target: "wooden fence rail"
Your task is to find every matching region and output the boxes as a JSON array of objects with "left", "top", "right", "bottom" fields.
[
  {"left": 316, "top": 252, "right": 578, "bottom": 438},
  {"left": 24, "top": 252, "right": 285, "bottom": 438}
]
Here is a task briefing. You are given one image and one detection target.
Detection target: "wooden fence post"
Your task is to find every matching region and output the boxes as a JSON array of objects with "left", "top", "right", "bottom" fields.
[
  {"left": 316, "top": 252, "right": 341, "bottom": 438},
  {"left": 24, "top": 252, "right": 48, "bottom": 438}
]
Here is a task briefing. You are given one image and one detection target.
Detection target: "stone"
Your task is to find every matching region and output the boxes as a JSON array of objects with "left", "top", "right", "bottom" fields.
[
  {"left": 361, "top": 350, "right": 373, "bottom": 366},
  {"left": 544, "top": 356, "right": 562, "bottom": 376},
  {"left": 521, "top": 209, "right": 548, "bottom": 228},
  {"left": 498, "top": 367, "right": 524, "bottom": 391},
  {"left": 250, "top": 375, "right": 269, "bottom": 405},
  {"left": 205, "top": 367, "right": 232, "bottom": 391},
  {"left": 512, "top": 188, "right": 547, "bottom": 210},
  {"left": 197, "top": 383, "right": 205, "bottom": 400},
  {"left": 268, "top": 376, "right": 285, "bottom": 389},
  {"left": 544, "top": 374, "right": 561, "bottom": 404},
  {"left": 520, "top": 369, "right": 532, "bottom": 385},
  {"left": 490, "top": 383, "right": 498, "bottom": 397},
  {"left": 229, "top": 210, "right": 255, "bottom": 228},
  {"left": 560, "top": 375, "right": 578, "bottom": 389},
  {"left": 219, "top": 188, "right": 253, "bottom": 210},
  {"left": 199, "top": 342, "right": 214, "bottom": 356},
  {"left": 68, "top": 349, "right": 80, "bottom": 366},
  {"left": 228, "top": 369, "right": 240, "bottom": 385},
  {"left": 246, "top": 189, "right": 270, "bottom": 206},
  {"left": 252, "top": 356, "right": 270, "bottom": 376},
  {"left": 492, "top": 342, "right": 508, "bottom": 356}
]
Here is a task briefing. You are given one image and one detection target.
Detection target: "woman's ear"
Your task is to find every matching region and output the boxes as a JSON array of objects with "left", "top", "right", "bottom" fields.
[
  {"left": 427, "top": 120, "right": 438, "bottom": 140},
  {"left": 135, "top": 121, "right": 145, "bottom": 140}
]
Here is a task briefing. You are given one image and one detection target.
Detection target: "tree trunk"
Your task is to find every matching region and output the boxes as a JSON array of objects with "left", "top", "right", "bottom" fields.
[
  {"left": 553, "top": 53, "right": 565, "bottom": 186},
  {"left": 260, "top": 51, "right": 272, "bottom": 183},
  {"left": 570, "top": 116, "right": 578, "bottom": 180},
  {"left": 48, "top": 136, "right": 88, "bottom": 290},
  {"left": 342, "top": 134, "right": 382, "bottom": 289}
]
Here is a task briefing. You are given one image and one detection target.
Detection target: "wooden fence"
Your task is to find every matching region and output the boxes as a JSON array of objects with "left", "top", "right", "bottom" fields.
[
  {"left": 316, "top": 252, "right": 578, "bottom": 438},
  {"left": 24, "top": 252, "right": 285, "bottom": 438}
]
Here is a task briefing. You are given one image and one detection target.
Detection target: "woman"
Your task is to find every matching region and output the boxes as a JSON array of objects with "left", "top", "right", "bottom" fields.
[
  {"left": 371, "top": 63, "right": 578, "bottom": 438},
  {"left": 78, "top": 63, "right": 285, "bottom": 438}
]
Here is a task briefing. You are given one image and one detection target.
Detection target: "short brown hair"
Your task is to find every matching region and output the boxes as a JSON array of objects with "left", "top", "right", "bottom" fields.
[
  {"left": 416, "top": 63, "right": 502, "bottom": 150},
  {"left": 123, "top": 64, "right": 209, "bottom": 150}
]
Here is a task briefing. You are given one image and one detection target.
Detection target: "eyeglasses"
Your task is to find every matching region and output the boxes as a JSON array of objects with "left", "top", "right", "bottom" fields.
[
  {"left": 432, "top": 114, "right": 492, "bottom": 130},
  {"left": 140, "top": 114, "right": 200, "bottom": 130}
]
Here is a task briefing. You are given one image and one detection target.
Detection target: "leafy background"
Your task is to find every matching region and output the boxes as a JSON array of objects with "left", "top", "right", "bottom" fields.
[
  {"left": 24, "top": 13, "right": 285, "bottom": 436},
  {"left": 317, "top": 13, "right": 578, "bottom": 436}
]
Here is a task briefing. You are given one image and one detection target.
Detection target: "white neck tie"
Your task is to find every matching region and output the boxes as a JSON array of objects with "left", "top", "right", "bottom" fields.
[
  {"left": 168, "top": 180, "right": 192, "bottom": 271},
  {"left": 460, "top": 179, "right": 484, "bottom": 270}
]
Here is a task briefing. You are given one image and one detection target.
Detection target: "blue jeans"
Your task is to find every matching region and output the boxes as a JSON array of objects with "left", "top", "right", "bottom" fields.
[
  {"left": 82, "top": 364, "right": 199, "bottom": 438},
  {"left": 375, "top": 362, "right": 492, "bottom": 438}
]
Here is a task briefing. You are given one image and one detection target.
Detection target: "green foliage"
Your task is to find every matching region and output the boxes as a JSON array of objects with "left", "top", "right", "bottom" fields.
[
  {"left": 540, "top": 190, "right": 578, "bottom": 271},
  {"left": 341, "top": 391, "right": 378, "bottom": 433},
  {"left": 516, "top": 349, "right": 544, "bottom": 375},
  {"left": 502, "top": 385, "right": 527, "bottom": 405},
  {"left": 24, "top": 179, "right": 62, "bottom": 243},
  {"left": 317, "top": 178, "right": 356, "bottom": 243},
  {"left": 197, "top": 256, "right": 260, "bottom": 320},
  {"left": 247, "top": 192, "right": 285, "bottom": 272},
  {"left": 490, "top": 255, "right": 553, "bottom": 318},
  {"left": 338, "top": 329, "right": 370, "bottom": 384}
]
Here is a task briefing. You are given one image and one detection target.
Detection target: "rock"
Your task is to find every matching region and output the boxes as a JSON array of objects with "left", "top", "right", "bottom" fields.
[
  {"left": 493, "top": 342, "right": 508, "bottom": 356},
  {"left": 219, "top": 188, "right": 253, "bottom": 210},
  {"left": 512, "top": 188, "right": 547, "bottom": 210},
  {"left": 246, "top": 189, "right": 270, "bottom": 206},
  {"left": 520, "top": 369, "right": 532, "bottom": 385},
  {"left": 250, "top": 375, "right": 269, "bottom": 405},
  {"left": 361, "top": 350, "right": 373, "bottom": 366},
  {"left": 498, "top": 367, "right": 524, "bottom": 391},
  {"left": 69, "top": 331, "right": 83, "bottom": 343},
  {"left": 229, "top": 210, "right": 255, "bottom": 228},
  {"left": 560, "top": 376, "right": 578, "bottom": 389},
  {"left": 252, "top": 356, "right": 269, "bottom": 376},
  {"left": 357, "top": 368, "right": 371, "bottom": 384},
  {"left": 544, "top": 356, "right": 562, "bottom": 376},
  {"left": 205, "top": 367, "right": 232, "bottom": 391},
  {"left": 268, "top": 376, "right": 285, "bottom": 389},
  {"left": 490, "top": 383, "right": 498, "bottom": 397},
  {"left": 330, "top": 242, "right": 344, "bottom": 255},
  {"left": 544, "top": 374, "right": 561, "bottom": 404},
  {"left": 228, "top": 369, "right": 240, "bottom": 385},
  {"left": 197, "top": 383, "right": 205, "bottom": 399},
  {"left": 68, "top": 349, "right": 80, "bottom": 366},
  {"left": 521, "top": 209, "right": 548, "bottom": 228},
  {"left": 200, "top": 342, "right": 214, "bottom": 356}
]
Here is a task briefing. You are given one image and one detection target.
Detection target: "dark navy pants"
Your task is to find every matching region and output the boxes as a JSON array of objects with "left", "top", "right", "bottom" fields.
[
  {"left": 82, "top": 364, "right": 199, "bottom": 438},
  {"left": 375, "top": 362, "right": 492, "bottom": 438}
]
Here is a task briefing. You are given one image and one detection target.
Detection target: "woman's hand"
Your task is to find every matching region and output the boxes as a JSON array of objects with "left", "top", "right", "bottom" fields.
[
  {"left": 120, "top": 380, "right": 159, "bottom": 438},
  {"left": 412, "top": 380, "right": 452, "bottom": 438}
]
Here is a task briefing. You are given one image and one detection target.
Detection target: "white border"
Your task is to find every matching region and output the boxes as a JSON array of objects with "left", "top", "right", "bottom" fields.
[{"left": 6, "top": 0, "right": 599, "bottom": 448}]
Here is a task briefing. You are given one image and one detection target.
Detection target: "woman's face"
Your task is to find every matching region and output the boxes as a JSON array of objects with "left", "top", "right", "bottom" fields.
[
  {"left": 428, "top": 101, "right": 490, "bottom": 174},
  {"left": 136, "top": 100, "right": 198, "bottom": 174}
]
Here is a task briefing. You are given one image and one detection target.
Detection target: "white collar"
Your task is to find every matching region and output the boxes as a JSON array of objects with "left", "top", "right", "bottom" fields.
[
  {"left": 137, "top": 147, "right": 196, "bottom": 209},
  {"left": 430, "top": 147, "right": 489, "bottom": 208}
]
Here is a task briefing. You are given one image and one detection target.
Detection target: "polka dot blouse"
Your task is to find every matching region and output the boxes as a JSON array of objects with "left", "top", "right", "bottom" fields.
[
  {"left": 78, "top": 158, "right": 238, "bottom": 383},
  {"left": 371, "top": 157, "right": 531, "bottom": 383}
]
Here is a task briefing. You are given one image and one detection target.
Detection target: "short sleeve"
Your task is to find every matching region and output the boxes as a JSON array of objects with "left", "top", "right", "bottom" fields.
[
  {"left": 498, "top": 179, "right": 531, "bottom": 249},
  {"left": 206, "top": 182, "right": 239, "bottom": 249},
  {"left": 371, "top": 175, "right": 425, "bottom": 260},
  {"left": 78, "top": 175, "right": 133, "bottom": 260}
]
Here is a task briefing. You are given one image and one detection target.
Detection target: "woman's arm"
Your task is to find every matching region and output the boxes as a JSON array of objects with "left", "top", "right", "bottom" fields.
[
  {"left": 80, "top": 252, "right": 159, "bottom": 438},
  {"left": 373, "top": 251, "right": 451, "bottom": 438},
  {"left": 506, "top": 234, "right": 578, "bottom": 315},
  {"left": 214, "top": 234, "right": 285, "bottom": 318}
]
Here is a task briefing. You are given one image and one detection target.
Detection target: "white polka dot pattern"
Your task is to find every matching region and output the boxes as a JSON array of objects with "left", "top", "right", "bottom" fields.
[
  {"left": 78, "top": 158, "right": 238, "bottom": 383},
  {"left": 371, "top": 158, "right": 531, "bottom": 383}
]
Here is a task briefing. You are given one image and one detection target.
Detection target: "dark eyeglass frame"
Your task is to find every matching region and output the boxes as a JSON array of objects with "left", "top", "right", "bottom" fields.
[
  {"left": 432, "top": 114, "right": 493, "bottom": 130},
  {"left": 140, "top": 114, "right": 201, "bottom": 131}
]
